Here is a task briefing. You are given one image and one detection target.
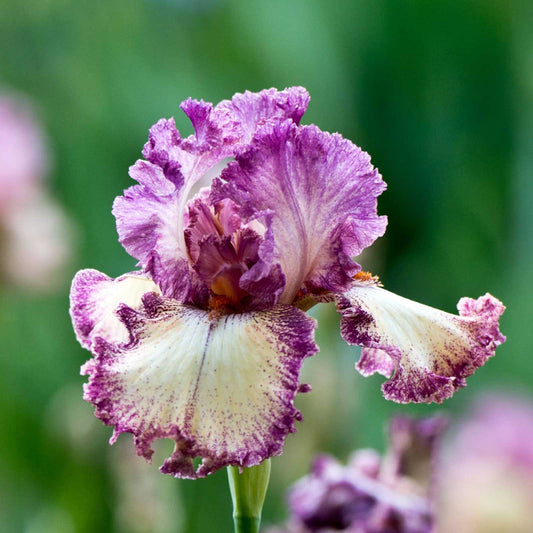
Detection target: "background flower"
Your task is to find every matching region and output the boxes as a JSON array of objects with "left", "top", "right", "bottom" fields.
[
  {"left": 273, "top": 415, "right": 446, "bottom": 532},
  {"left": 0, "top": 93, "right": 73, "bottom": 290},
  {"left": 438, "top": 395, "right": 533, "bottom": 533}
]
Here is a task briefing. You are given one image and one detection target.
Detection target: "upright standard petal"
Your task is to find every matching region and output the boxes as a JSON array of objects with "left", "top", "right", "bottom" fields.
[
  {"left": 113, "top": 89, "right": 309, "bottom": 301},
  {"left": 212, "top": 87, "right": 310, "bottom": 146},
  {"left": 112, "top": 160, "right": 198, "bottom": 301},
  {"left": 337, "top": 286, "right": 505, "bottom": 403},
  {"left": 82, "top": 293, "right": 317, "bottom": 478},
  {"left": 215, "top": 121, "right": 387, "bottom": 304},
  {"left": 69, "top": 269, "right": 160, "bottom": 349}
]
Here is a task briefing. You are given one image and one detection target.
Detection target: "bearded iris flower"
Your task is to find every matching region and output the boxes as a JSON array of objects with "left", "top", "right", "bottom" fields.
[{"left": 69, "top": 87, "right": 505, "bottom": 480}]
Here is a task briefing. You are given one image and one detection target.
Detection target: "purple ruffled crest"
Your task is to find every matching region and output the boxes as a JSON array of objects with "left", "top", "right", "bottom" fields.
[
  {"left": 212, "top": 86, "right": 310, "bottom": 147},
  {"left": 183, "top": 190, "right": 284, "bottom": 311}
]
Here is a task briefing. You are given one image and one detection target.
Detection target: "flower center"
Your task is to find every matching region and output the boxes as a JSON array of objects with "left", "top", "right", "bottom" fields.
[{"left": 185, "top": 191, "right": 263, "bottom": 311}]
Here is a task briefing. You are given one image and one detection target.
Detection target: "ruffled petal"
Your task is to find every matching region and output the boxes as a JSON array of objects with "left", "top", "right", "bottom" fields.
[
  {"left": 69, "top": 269, "right": 160, "bottom": 349},
  {"left": 114, "top": 89, "right": 309, "bottom": 301},
  {"left": 82, "top": 293, "right": 317, "bottom": 478},
  {"left": 337, "top": 286, "right": 505, "bottom": 403},
  {"left": 213, "top": 86, "right": 310, "bottom": 146},
  {"left": 214, "top": 121, "right": 387, "bottom": 304},
  {"left": 115, "top": 113, "right": 232, "bottom": 301}
]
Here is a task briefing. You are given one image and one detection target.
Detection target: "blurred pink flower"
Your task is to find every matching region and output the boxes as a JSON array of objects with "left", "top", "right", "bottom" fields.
[
  {"left": 0, "top": 94, "right": 48, "bottom": 209},
  {"left": 0, "top": 92, "right": 72, "bottom": 289},
  {"left": 438, "top": 395, "right": 533, "bottom": 533}
]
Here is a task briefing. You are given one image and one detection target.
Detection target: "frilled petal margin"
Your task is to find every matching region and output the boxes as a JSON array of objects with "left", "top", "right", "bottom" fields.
[
  {"left": 114, "top": 88, "right": 311, "bottom": 302},
  {"left": 82, "top": 293, "right": 318, "bottom": 478},
  {"left": 69, "top": 269, "right": 160, "bottom": 349},
  {"left": 212, "top": 86, "right": 310, "bottom": 146},
  {"left": 337, "top": 286, "right": 505, "bottom": 404},
  {"left": 112, "top": 160, "right": 196, "bottom": 301}
]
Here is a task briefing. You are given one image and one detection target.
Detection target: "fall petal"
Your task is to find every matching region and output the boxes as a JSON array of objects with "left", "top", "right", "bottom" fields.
[
  {"left": 338, "top": 286, "right": 505, "bottom": 403},
  {"left": 82, "top": 293, "right": 317, "bottom": 478}
]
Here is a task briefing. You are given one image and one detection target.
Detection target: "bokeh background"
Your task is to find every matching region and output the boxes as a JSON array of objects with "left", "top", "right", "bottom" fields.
[{"left": 1, "top": 1, "right": 532, "bottom": 531}]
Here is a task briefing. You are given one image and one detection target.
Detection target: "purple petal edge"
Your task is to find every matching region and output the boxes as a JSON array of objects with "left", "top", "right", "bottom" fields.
[
  {"left": 82, "top": 293, "right": 318, "bottom": 479},
  {"left": 338, "top": 289, "right": 506, "bottom": 404},
  {"left": 70, "top": 269, "right": 111, "bottom": 349}
]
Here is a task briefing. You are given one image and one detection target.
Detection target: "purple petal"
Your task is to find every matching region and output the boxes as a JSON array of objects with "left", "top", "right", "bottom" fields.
[
  {"left": 338, "top": 287, "right": 506, "bottom": 404},
  {"left": 114, "top": 89, "right": 308, "bottom": 300},
  {"left": 288, "top": 450, "right": 432, "bottom": 532},
  {"left": 141, "top": 115, "right": 224, "bottom": 186},
  {"left": 179, "top": 99, "right": 222, "bottom": 153},
  {"left": 112, "top": 160, "right": 196, "bottom": 301},
  {"left": 356, "top": 347, "right": 396, "bottom": 378},
  {"left": 81, "top": 293, "right": 318, "bottom": 478},
  {"left": 213, "top": 86, "right": 310, "bottom": 147},
  {"left": 115, "top": 114, "right": 228, "bottom": 300},
  {"left": 69, "top": 269, "right": 160, "bottom": 349},
  {"left": 214, "top": 121, "right": 387, "bottom": 304}
]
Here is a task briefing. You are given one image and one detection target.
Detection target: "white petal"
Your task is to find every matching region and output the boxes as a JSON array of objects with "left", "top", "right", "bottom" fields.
[
  {"left": 83, "top": 296, "right": 317, "bottom": 478},
  {"left": 338, "top": 286, "right": 505, "bottom": 403},
  {"left": 70, "top": 269, "right": 160, "bottom": 349}
]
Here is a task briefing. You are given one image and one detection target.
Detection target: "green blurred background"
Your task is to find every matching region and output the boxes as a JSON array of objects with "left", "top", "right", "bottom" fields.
[{"left": 1, "top": 0, "right": 531, "bottom": 531}]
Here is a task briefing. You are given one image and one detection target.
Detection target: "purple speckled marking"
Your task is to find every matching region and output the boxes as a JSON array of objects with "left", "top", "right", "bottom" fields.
[
  {"left": 81, "top": 294, "right": 318, "bottom": 479},
  {"left": 337, "top": 288, "right": 506, "bottom": 404}
]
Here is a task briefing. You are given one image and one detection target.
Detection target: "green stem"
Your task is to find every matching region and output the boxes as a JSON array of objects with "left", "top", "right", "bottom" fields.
[
  {"left": 231, "top": 516, "right": 260, "bottom": 533},
  {"left": 227, "top": 459, "right": 271, "bottom": 533}
]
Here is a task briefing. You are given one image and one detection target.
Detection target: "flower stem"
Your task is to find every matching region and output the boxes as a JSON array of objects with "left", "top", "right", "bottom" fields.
[{"left": 227, "top": 459, "right": 271, "bottom": 533}]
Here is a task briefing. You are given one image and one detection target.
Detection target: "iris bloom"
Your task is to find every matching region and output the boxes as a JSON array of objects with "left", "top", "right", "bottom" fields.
[
  {"left": 69, "top": 87, "right": 505, "bottom": 479},
  {"left": 279, "top": 416, "right": 446, "bottom": 532}
]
